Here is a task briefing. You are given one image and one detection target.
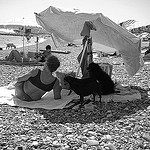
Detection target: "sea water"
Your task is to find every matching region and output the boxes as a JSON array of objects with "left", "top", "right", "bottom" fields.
[{"left": 0, "top": 35, "right": 45, "bottom": 50}]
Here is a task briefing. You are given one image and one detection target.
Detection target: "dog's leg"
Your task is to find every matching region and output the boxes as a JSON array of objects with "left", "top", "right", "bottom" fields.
[
  {"left": 99, "top": 93, "right": 102, "bottom": 103},
  {"left": 92, "top": 93, "right": 96, "bottom": 105},
  {"left": 68, "top": 90, "right": 72, "bottom": 95},
  {"left": 79, "top": 96, "right": 84, "bottom": 108}
]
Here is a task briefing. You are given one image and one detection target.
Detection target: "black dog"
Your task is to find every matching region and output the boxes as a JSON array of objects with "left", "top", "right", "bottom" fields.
[
  {"left": 64, "top": 76, "right": 102, "bottom": 107},
  {"left": 87, "top": 62, "right": 115, "bottom": 95}
]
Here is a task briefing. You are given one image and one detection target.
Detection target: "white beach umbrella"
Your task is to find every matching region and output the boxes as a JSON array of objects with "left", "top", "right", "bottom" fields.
[{"left": 35, "top": 6, "right": 143, "bottom": 76}]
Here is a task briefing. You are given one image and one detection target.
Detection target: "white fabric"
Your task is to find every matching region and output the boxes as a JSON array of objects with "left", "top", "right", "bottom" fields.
[
  {"left": 35, "top": 6, "right": 143, "bottom": 76},
  {"left": 0, "top": 83, "right": 141, "bottom": 110},
  {"left": 0, "top": 86, "right": 77, "bottom": 110}
]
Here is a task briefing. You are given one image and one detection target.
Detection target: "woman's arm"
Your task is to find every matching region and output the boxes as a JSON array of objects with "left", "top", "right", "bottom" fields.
[
  {"left": 17, "top": 69, "right": 39, "bottom": 82},
  {"left": 53, "top": 79, "right": 62, "bottom": 99}
]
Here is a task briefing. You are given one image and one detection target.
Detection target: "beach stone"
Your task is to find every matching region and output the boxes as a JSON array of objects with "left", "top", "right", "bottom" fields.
[
  {"left": 79, "top": 135, "right": 89, "bottom": 142},
  {"left": 77, "top": 148, "right": 84, "bottom": 150},
  {"left": 31, "top": 141, "right": 39, "bottom": 148},
  {"left": 89, "top": 136, "right": 95, "bottom": 140},
  {"left": 57, "top": 133, "right": 63, "bottom": 138},
  {"left": 147, "top": 105, "right": 150, "bottom": 111},
  {"left": 52, "top": 140, "right": 62, "bottom": 147},
  {"left": 63, "top": 144, "right": 70, "bottom": 150},
  {"left": 104, "top": 142, "right": 117, "bottom": 150},
  {"left": 142, "top": 133, "right": 150, "bottom": 142},
  {"left": 107, "top": 113, "right": 113, "bottom": 118},
  {"left": 124, "top": 125, "right": 132, "bottom": 130},
  {"left": 96, "top": 145, "right": 104, "bottom": 150},
  {"left": 101, "top": 135, "right": 112, "bottom": 141},
  {"left": 14, "top": 146, "right": 25, "bottom": 150},
  {"left": 66, "top": 134, "right": 74, "bottom": 138},
  {"left": 66, "top": 127, "right": 73, "bottom": 133},
  {"left": 128, "top": 118, "right": 136, "bottom": 122},
  {"left": 86, "top": 139, "right": 99, "bottom": 146},
  {"left": 88, "top": 131, "right": 97, "bottom": 136},
  {"left": 83, "top": 129, "right": 88, "bottom": 133}
]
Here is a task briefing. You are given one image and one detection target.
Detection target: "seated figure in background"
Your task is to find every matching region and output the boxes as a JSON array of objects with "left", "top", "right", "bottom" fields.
[
  {"left": 35, "top": 45, "right": 52, "bottom": 62},
  {"left": 15, "top": 55, "right": 62, "bottom": 101}
]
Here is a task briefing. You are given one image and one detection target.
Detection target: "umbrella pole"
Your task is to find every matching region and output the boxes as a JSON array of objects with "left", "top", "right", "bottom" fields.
[
  {"left": 36, "top": 36, "right": 39, "bottom": 53},
  {"left": 50, "top": 33, "right": 58, "bottom": 50},
  {"left": 22, "top": 25, "right": 25, "bottom": 62},
  {"left": 76, "top": 39, "right": 88, "bottom": 77}
]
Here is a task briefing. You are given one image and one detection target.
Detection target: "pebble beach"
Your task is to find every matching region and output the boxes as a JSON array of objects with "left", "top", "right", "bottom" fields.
[{"left": 0, "top": 38, "right": 150, "bottom": 149}]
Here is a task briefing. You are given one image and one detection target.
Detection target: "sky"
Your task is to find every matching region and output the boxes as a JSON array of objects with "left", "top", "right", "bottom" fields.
[{"left": 0, "top": 0, "right": 150, "bottom": 27}]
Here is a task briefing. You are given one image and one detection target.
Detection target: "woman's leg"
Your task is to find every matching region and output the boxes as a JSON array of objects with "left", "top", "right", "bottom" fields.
[
  {"left": 15, "top": 82, "right": 33, "bottom": 101},
  {"left": 7, "top": 50, "right": 22, "bottom": 62}
]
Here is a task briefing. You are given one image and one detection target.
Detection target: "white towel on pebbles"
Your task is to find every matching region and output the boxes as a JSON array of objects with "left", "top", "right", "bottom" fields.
[
  {"left": 0, "top": 83, "right": 141, "bottom": 110},
  {"left": 0, "top": 86, "right": 77, "bottom": 110}
]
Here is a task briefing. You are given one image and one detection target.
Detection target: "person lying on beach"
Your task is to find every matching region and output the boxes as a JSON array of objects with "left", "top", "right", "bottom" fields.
[
  {"left": 5, "top": 50, "right": 36, "bottom": 62},
  {"left": 15, "top": 55, "right": 62, "bottom": 101},
  {"left": 5, "top": 45, "right": 52, "bottom": 62}
]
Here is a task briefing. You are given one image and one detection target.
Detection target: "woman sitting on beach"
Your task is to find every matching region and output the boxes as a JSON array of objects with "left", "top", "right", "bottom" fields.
[
  {"left": 15, "top": 55, "right": 62, "bottom": 101},
  {"left": 5, "top": 45, "right": 52, "bottom": 62}
]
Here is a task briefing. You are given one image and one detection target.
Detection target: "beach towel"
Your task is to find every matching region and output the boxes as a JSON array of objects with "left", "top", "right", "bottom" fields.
[
  {"left": 0, "top": 83, "right": 141, "bottom": 110},
  {"left": 0, "top": 60, "right": 44, "bottom": 66},
  {"left": 143, "top": 53, "right": 150, "bottom": 62}
]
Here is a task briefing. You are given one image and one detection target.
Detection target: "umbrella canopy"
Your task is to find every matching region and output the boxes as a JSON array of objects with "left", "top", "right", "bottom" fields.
[{"left": 35, "top": 6, "right": 143, "bottom": 76}]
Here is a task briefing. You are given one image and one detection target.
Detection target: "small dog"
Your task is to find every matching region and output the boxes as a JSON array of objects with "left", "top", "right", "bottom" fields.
[
  {"left": 55, "top": 71, "right": 76, "bottom": 90},
  {"left": 87, "top": 62, "right": 115, "bottom": 95},
  {"left": 64, "top": 76, "right": 102, "bottom": 107}
]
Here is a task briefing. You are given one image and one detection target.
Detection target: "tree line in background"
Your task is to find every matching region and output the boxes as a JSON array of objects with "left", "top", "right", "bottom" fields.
[
  {"left": 0, "top": 22, "right": 150, "bottom": 40},
  {"left": 130, "top": 25, "right": 150, "bottom": 35},
  {"left": 0, "top": 24, "right": 49, "bottom": 36}
]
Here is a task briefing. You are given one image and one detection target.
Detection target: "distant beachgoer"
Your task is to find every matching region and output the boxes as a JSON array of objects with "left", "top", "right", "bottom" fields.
[
  {"left": 5, "top": 50, "right": 33, "bottom": 62},
  {"left": 35, "top": 45, "right": 52, "bottom": 62},
  {"left": 5, "top": 45, "right": 52, "bottom": 62},
  {"left": 15, "top": 55, "right": 62, "bottom": 101}
]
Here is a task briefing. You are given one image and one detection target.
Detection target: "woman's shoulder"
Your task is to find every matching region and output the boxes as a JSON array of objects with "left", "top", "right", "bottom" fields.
[{"left": 31, "top": 68, "right": 40, "bottom": 76}]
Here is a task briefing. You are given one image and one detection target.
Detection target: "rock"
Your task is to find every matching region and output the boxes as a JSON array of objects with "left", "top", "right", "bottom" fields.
[
  {"left": 57, "top": 133, "right": 63, "bottom": 138},
  {"left": 128, "top": 118, "right": 136, "bottom": 122},
  {"left": 124, "top": 125, "right": 131, "bottom": 130},
  {"left": 107, "top": 113, "right": 113, "bottom": 118},
  {"left": 147, "top": 105, "right": 150, "bottom": 111},
  {"left": 63, "top": 144, "right": 70, "bottom": 150},
  {"left": 101, "top": 135, "right": 112, "bottom": 141},
  {"left": 79, "top": 135, "right": 89, "bottom": 142},
  {"left": 31, "top": 141, "right": 39, "bottom": 148},
  {"left": 52, "top": 140, "right": 62, "bottom": 147},
  {"left": 142, "top": 133, "right": 150, "bottom": 142},
  {"left": 88, "top": 131, "right": 97, "bottom": 136},
  {"left": 104, "top": 142, "right": 117, "bottom": 150},
  {"left": 14, "top": 146, "right": 25, "bottom": 150},
  {"left": 66, "top": 134, "right": 74, "bottom": 138},
  {"left": 89, "top": 136, "right": 95, "bottom": 140},
  {"left": 86, "top": 139, "right": 99, "bottom": 146},
  {"left": 66, "top": 127, "right": 73, "bottom": 133}
]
